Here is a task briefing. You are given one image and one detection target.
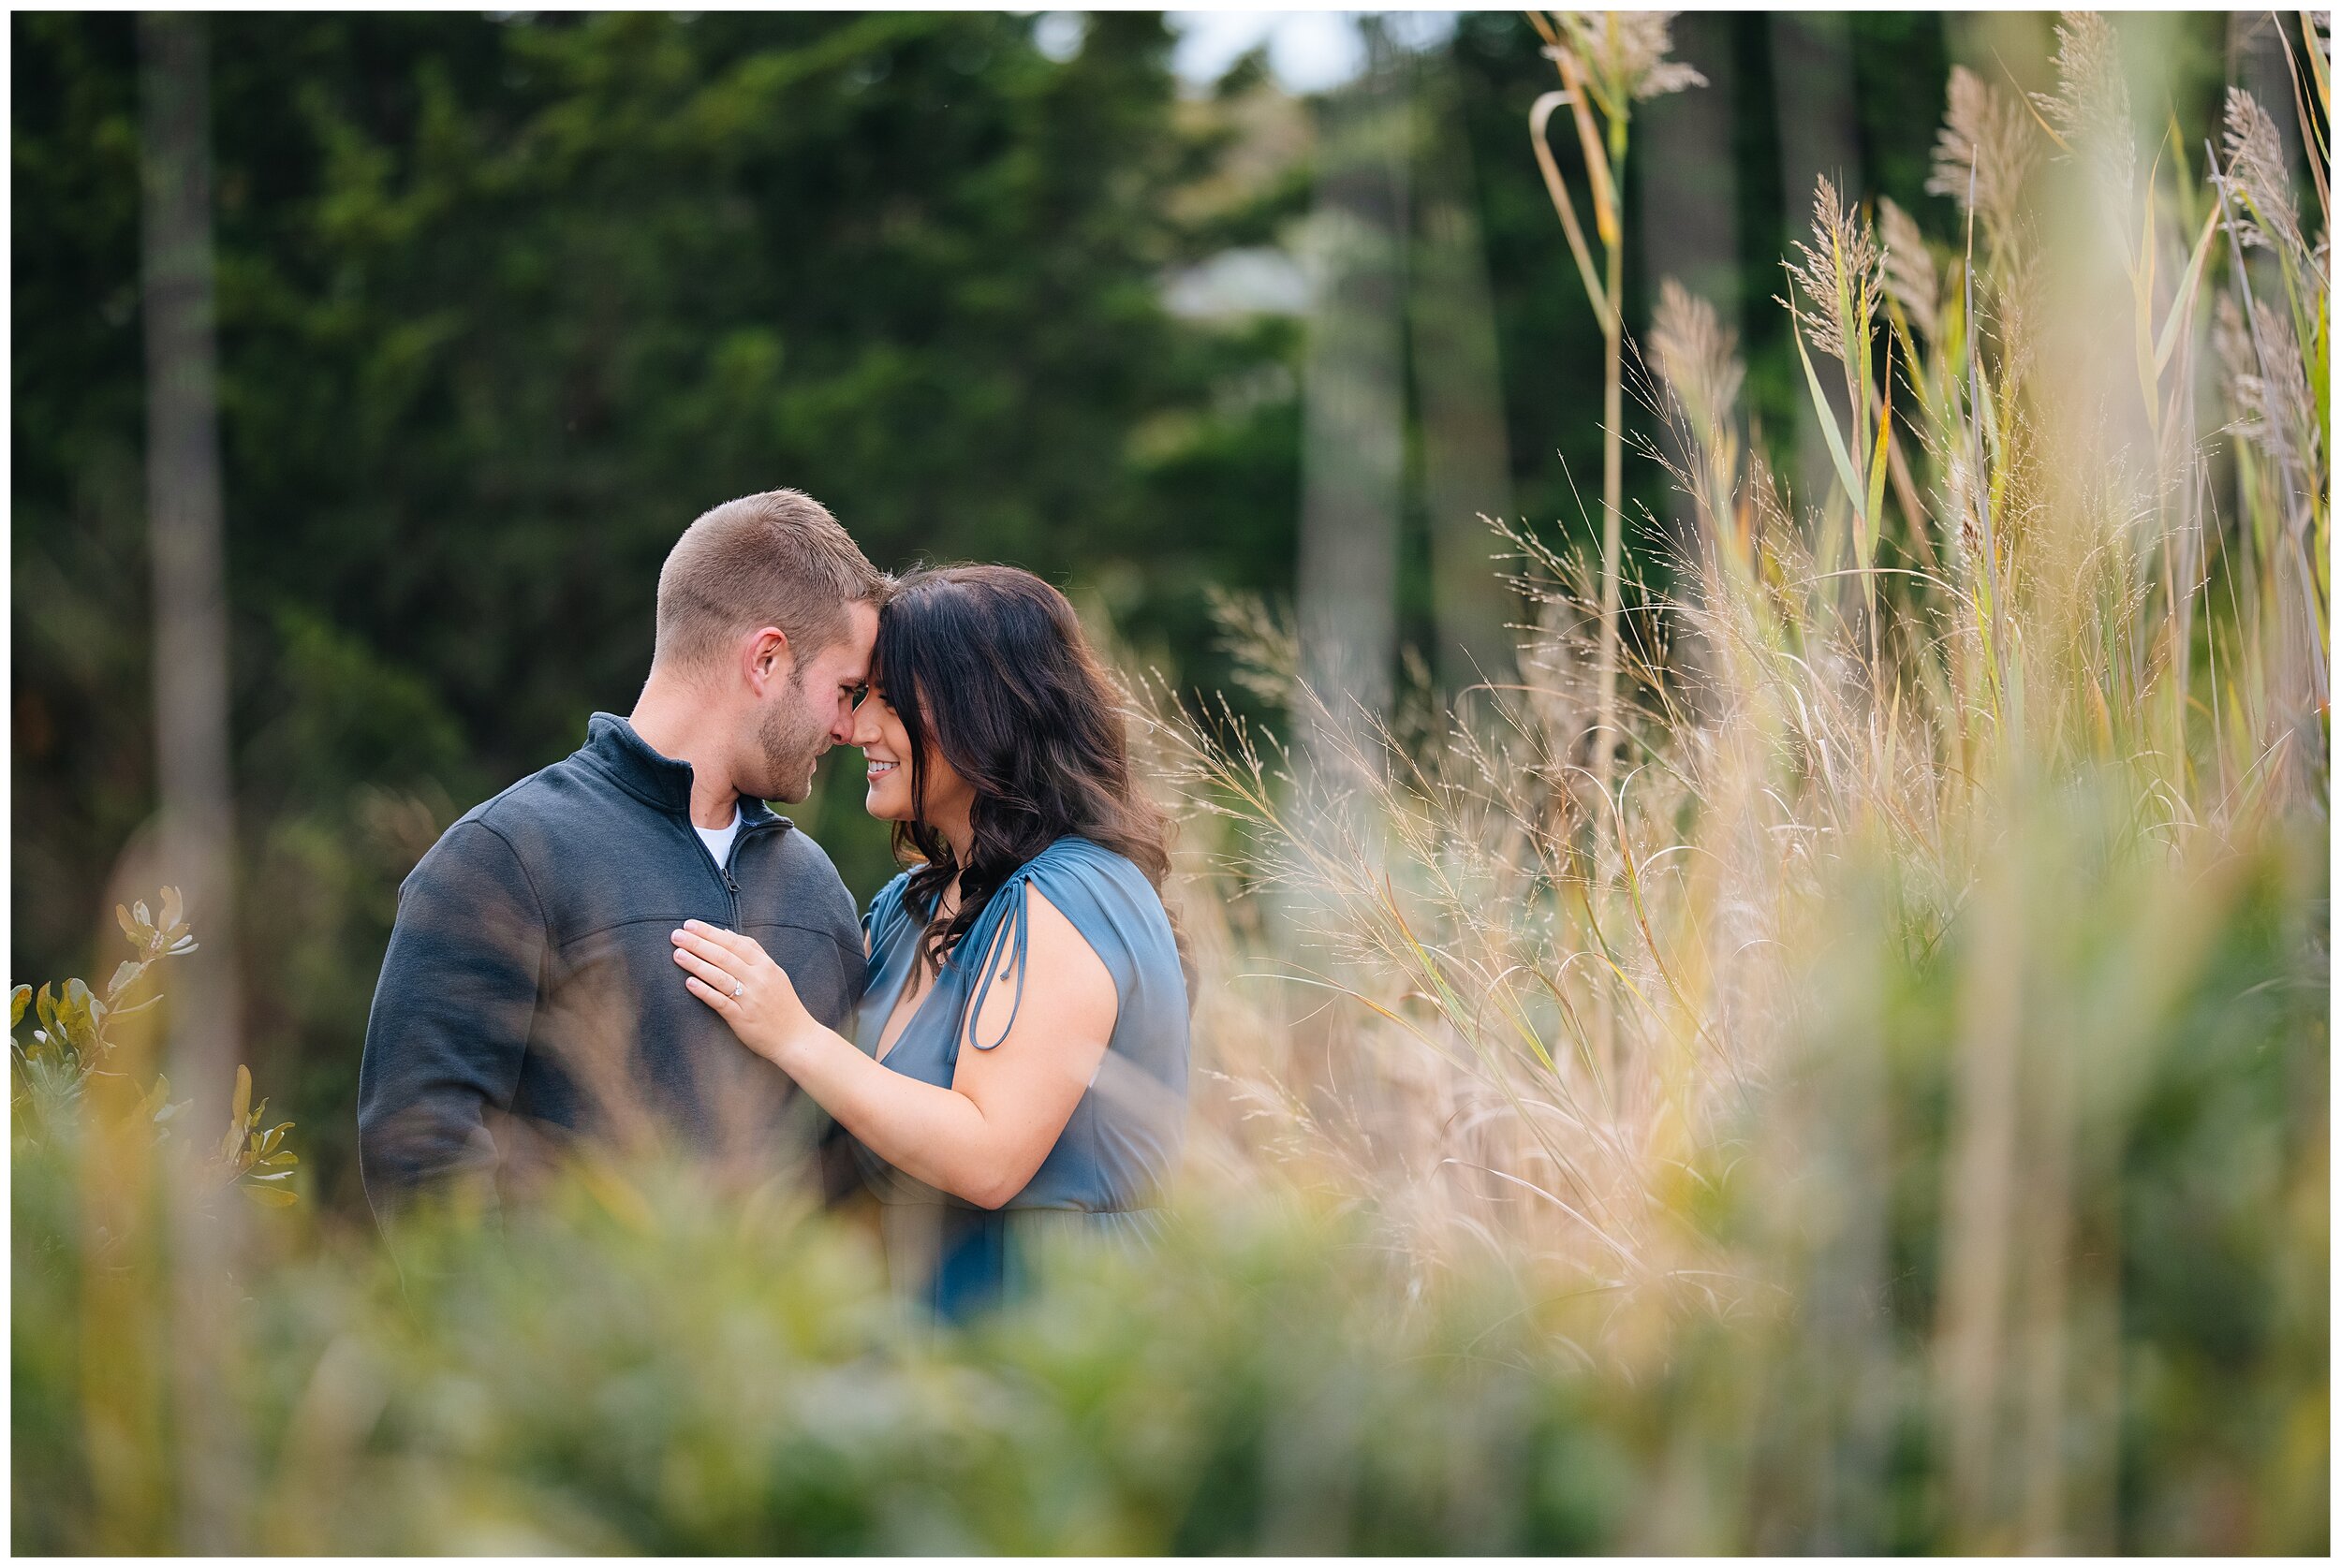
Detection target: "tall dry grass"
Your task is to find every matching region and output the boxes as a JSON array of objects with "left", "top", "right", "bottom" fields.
[{"left": 1146, "top": 14, "right": 2327, "bottom": 1547}]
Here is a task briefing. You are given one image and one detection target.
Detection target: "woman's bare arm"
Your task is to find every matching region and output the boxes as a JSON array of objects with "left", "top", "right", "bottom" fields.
[{"left": 672, "top": 888, "right": 1116, "bottom": 1209}]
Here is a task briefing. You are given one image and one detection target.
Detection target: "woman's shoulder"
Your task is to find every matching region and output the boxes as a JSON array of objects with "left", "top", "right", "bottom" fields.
[
  {"left": 1017, "top": 838, "right": 1175, "bottom": 952},
  {"left": 1021, "top": 835, "right": 1152, "bottom": 893}
]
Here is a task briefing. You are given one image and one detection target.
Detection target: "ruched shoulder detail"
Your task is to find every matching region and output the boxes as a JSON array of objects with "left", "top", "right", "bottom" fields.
[
  {"left": 862, "top": 870, "right": 918, "bottom": 952},
  {"left": 964, "top": 876, "right": 1034, "bottom": 1051},
  {"left": 961, "top": 838, "right": 1176, "bottom": 1051}
]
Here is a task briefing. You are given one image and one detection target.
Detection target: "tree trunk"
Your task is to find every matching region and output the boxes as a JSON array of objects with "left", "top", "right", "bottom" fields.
[
  {"left": 1408, "top": 40, "right": 1516, "bottom": 699},
  {"left": 139, "top": 12, "right": 247, "bottom": 1549},
  {"left": 1296, "top": 26, "right": 1409, "bottom": 760},
  {"left": 141, "top": 14, "right": 243, "bottom": 1121}
]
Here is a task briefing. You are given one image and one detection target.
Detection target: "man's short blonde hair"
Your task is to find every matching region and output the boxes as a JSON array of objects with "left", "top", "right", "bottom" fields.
[{"left": 654, "top": 490, "right": 886, "bottom": 673}]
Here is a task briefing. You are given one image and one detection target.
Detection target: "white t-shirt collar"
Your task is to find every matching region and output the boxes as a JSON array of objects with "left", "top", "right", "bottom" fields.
[{"left": 693, "top": 803, "right": 744, "bottom": 870}]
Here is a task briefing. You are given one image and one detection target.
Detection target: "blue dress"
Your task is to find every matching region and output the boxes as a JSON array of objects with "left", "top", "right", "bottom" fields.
[{"left": 849, "top": 836, "right": 1189, "bottom": 1320}]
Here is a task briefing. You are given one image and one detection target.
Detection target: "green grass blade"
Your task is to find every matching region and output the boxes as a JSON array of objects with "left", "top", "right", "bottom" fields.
[{"left": 1793, "top": 322, "right": 1866, "bottom": 510}]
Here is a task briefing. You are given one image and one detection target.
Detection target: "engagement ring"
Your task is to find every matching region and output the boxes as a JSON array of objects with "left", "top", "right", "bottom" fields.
[{"left": 731, "top": 981, "right": 744, "bottom": 998}]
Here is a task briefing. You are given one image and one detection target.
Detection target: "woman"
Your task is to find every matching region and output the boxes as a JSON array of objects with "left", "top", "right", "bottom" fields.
[{"left": 670, "top": 564, "right": 1189, "bottom": 1319}]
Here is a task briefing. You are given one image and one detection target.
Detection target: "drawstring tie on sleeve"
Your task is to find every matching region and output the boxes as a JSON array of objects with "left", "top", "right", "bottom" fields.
[{"left": 964, "top": 874, "right": 1032, "bottom": 1051}]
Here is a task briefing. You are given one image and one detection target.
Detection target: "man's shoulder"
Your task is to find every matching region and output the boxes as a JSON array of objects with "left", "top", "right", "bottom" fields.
[
  {"left": 462, "top": 742, "right": 666, "bottom": 855},
  {"left": 414, "top": 749, "right": 617, "bottom": 882}
]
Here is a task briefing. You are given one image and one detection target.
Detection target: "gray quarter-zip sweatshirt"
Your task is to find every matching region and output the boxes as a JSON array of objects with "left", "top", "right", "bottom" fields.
[{"left": 358, "top": 711, "right": 865, "bottom": 1218}]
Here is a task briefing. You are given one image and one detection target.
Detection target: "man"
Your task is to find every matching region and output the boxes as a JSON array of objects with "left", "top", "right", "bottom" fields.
[{"left": 358, "top": 489, "right": 886, "bottom": 1220}]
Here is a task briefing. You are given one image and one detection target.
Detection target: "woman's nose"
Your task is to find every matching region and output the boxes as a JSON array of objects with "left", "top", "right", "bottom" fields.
[{"left": 847, "top": 702, "right": 879, "bottom": 746}]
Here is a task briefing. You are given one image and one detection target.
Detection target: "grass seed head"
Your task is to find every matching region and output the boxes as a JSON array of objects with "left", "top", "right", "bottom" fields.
[
  {"left": 2217, "top": 88, "right": 2307, "bottom": 262},
  {"left": 1927, "top": 66, "right": 2039, "bottom": 242},
  {"left": 2035, "top": 12, "right": 2138, "bottom": 210},
  {"left": 1879, "top": 197, "right": 1941, "bottom": 342},
  {"left": 1649, "top": 278, "right": 1745, "bottom": 438},
  {"left": 1778, "top": 176, "right": 1882, "bottom": 365}
]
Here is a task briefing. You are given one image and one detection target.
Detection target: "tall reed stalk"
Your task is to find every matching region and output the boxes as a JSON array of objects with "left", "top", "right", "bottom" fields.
[{"left": 1524, "top": 9, "right": 1703, "bottom": 1078}]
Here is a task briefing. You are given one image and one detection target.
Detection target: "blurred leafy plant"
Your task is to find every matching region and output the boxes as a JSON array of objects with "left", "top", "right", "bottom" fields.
[
  {"left": 213, "top": 1064, "right": 301, "bottom": 1207},
  {"left": 10, "top": 887, "right": 298, "bottom": 1208}
]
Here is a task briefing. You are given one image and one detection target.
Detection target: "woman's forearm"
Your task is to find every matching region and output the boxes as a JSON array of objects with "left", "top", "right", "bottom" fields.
[
  {"left": 668, "top": 919, "right": 1053, "bottom": 1209},
  {"left": 774, "top": 1024, "right": 1020, "bottom": 1207}
]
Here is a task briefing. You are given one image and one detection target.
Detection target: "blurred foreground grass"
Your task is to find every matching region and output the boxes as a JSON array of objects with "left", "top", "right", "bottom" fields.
[{"left": 13, "top": 784, "right": 2323, "bottom": 1551}]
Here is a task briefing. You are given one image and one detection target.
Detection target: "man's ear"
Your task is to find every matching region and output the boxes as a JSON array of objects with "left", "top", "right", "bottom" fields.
[{"left": 743, "top": 626, "right": 792, "bottom": 695}]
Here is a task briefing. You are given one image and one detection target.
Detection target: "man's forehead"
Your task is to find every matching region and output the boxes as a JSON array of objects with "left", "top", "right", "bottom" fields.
[{"left": 825, "top": 601, "right": 879, "bottom": 677}]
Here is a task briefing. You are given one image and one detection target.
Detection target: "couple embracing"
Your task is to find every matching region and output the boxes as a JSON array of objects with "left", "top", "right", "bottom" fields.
[{"left": 358, "top": 490, "right": 1188, "bottom": 1320}]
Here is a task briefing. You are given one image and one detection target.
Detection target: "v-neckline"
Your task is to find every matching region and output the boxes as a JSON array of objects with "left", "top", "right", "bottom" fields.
[{"left": 870, "top": 948, "right": 929, "bottom": 1064}]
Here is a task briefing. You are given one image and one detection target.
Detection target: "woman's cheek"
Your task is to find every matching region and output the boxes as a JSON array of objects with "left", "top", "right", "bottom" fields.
[{"left": 868, "top": 770, "right": 909, "bottom": 820}]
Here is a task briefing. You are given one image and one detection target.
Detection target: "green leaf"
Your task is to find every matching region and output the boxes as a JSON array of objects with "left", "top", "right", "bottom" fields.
[
  {"left": 241, "top": 1184, "right": 300, "bottom": 1209},
  {"left": 1862, "top": 369, "right": 1892, "bottom": 570},
  {"left": 132, "top": 901, "right": 152, "bottom": 931},
  {"left": 2152, "top": 203, "right": 2219, "bottom": 377},
  {"left": 221, "top": 1064, "right": 256, "bottom": 1162},
  {"left": 1792, "top": 323, "right": 1866, "bottom": 512},
  {"left": 2315, "top": 290, "right": 2330, "bottom": 464},
  {"left": 59, "top": 981, "right": 99, "bottom": 1057},
  {"left": 160, "top": 887, "right": 184, "bottom": 931},
  {"left": 10, "top": 986, "right": 28, "bottom": 1031},
  {"left": 117, "top": 904, "right": 143, "bottom": 946},
  {"left": 108, "top": 960, "right": 143, "bottom": 999}
]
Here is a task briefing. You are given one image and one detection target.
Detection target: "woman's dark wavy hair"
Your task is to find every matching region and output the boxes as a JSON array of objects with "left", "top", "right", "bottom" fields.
[{"left": 872, "top": 564, "right": 1181, "bottom": 978}]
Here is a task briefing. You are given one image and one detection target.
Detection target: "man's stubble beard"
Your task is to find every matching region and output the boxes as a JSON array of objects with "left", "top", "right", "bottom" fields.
[{"left": 753, "top": 672, "right": 831, "bottom": 804}]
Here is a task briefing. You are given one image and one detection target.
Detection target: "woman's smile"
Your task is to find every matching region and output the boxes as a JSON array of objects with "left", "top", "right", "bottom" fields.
[{"left": 862, "top": 752, "right": 905, "bottom": 809}]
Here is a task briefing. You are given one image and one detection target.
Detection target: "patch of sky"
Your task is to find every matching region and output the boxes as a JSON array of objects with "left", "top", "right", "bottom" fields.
[
  {"left": 1164, "top": 247, "right": 1315, "bottom": 319},
  {"left": 1168, "top": 11, "right": 1459, "bottom": 96},
  {"left": 1032, "top": 11, "right": 1085, "bottom": 64}
]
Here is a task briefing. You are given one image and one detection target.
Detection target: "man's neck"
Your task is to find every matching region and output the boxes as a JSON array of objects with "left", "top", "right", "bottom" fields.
[{"left": 627, "top": 670, "right": 744, "bottom": 830}]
